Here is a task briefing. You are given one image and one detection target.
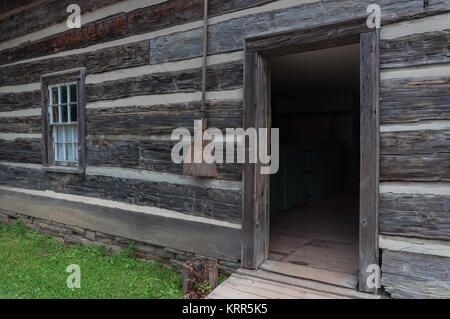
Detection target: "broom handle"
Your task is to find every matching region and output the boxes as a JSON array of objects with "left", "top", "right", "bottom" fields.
[{"left": 201, "top": 0, "right": 208, "bottom": 127}]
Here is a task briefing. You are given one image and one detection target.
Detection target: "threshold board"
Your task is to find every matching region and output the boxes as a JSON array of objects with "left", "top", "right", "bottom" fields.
[{"left": 260, "top": 260, "right": 358, "bottom": 289}]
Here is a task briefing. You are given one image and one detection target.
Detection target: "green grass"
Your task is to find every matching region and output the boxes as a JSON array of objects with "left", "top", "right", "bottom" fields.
[{"left": 0, "top": 221, "right": 184, "bottom": 299}]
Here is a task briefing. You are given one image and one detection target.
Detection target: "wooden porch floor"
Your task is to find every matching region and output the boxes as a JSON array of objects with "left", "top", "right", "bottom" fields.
[{"left": 208, "top": 268, "right": 381, "bottom": 299}]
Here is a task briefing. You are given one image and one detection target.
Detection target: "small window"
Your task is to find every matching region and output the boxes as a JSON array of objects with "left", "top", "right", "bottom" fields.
[{"left": 41, "top": 68, "right": 85, "bottom": 172}]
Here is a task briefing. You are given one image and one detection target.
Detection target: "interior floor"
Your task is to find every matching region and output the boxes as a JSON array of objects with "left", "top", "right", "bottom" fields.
[{"left": 269, "top": 192, "right": 359, "bottom": 275}]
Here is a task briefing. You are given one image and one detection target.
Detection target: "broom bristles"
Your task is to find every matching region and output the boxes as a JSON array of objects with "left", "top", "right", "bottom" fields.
[{"left": 183, "top": 139, "right": 218, "bottom": 178}]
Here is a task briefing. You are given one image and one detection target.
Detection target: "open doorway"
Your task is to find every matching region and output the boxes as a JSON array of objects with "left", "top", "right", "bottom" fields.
[
  {"left": 268, "top": 44, "right": 360, "bottom": 278},
  {"left": 242, "top": 21, "right": 379, "bottom": 293}
]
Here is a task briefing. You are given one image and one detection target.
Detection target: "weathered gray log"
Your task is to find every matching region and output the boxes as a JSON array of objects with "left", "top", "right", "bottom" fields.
[
  {"left": 380, "top": 193, "right": 450, "bottom": 240},
  {"left": 0, "top": 164, "right": 242, "bottom": 223},
  {"left": 0, "top": 138, "right": 42, "bottom": 163},
  {"left": 86, "top": 109, "right": 243, "bottom": 136},
  {"left": 380, "top": 77, "right": 450, "bottom": 123},
  {"left": 0, "top": 0, "right": 276, "bottom": 65},
  {"left": 380, "top": 30, "right": 449, "bottom": 69},
  {"left": 0, "top": 188, "right": 241, "bottom": 261},
  {"left": 149, "top": 0, "right": 445, "bottom": 64},
  {"left": 381, "top": 129, "right": 449, "bottom": 154},
  {"left": 0, "top": 116, "right": 41, "bottom": 133},
  {"left": 381, "top": 250, "right": 450, "bottom": 299},
  {"left": 0, "top": 40, "right": 149, "bottom": 86},
  {"left": 86, "top": 62, "right": 243, "bottom": 101},
  {"left": 380, "top": 153, "right": 450, "bottom": 181}
]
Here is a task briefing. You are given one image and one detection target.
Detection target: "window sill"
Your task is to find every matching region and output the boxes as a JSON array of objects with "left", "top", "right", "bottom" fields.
[{"left": 43, "top": 166, "right": 84, "bottom": 174}]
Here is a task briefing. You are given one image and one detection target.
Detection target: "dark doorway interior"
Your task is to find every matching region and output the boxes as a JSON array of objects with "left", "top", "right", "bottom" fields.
[{"left": 269, "top": 44, "right": 360, "bottom": 276}]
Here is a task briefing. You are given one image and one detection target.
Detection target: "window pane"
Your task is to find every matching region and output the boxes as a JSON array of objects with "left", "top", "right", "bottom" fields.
[
  {"left": 61, "top": 86, "right": 68, "bottom": 103},
  {"left": 61, "top": 104, "right": 68, "bottom": 122},
  {"left": 65, "top": 126, "right": 73, "bottom": 142},
  {"left": 54, "top": 126, "right": 62, "bottom": 142},
  {"left": 51, "top": 106, "right": 59, "bottom": 123},
  {"left": 69, "top": 85, "right": 77, "bottom": 102},
  {"left": 56, "top": 143, "right": 64, "bottom": 161},
  {"left": 51, "top": 87, "right": 58, "bottom": 105},
  {"left": 74, "top": 144, "right": 78, "bottom": 161},
  {"left": 70, "top": 103, "right": 77, "bottom": 122},
  {"left": 66, "top": 143, "right": 73, "bottom": 161}
]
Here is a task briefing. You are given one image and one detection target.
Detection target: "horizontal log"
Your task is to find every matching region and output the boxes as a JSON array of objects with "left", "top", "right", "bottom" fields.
[
  {"left": 0, "top": 188, "right": 241, "bottom": 261},
  {"left": 380, "top": 30, "right": 449, "bottom": 69},
  {"left": 381, "top": 250, "right": 450, "bottom": 298},
  {"left": 380, "top": 193, "right": 450, "bottom": 240},
  {"left": 0, "top": 116, "right": 41, "bottom": 133},
  {"left": 86, "top": 109, "right": 243, "bottom": 136},
  {"left": 380, "top": 153, "right": 450, "bottom": 182},
  {"left": 86, "top": 61, "right": 243, "bottom": 101},
  {"left": 149, "top": 0, "right": 437, "bottom": 64},
  {"left": 0, "top": 0, "right": 275, "bottom": 65},
  {"left": 0, "top": 0, "right": 123, "bottom": 43},
  {"left": 0, "top": 90, "right": 41, "bottom": 112},
  {"left": 0, "top": 163, "right": 242, "bottom": 223},
  {"left": 380, "top": 77, "right": 450, "bottom": 123},
  {"left": 380, "top": 129, "right": 450, "bottom": 154},
  {"left": 0, "top": 138, "right": 42, "bottom": 163},
  {"left": 0, "top": 40, "right": 149, "bottom": 86}
]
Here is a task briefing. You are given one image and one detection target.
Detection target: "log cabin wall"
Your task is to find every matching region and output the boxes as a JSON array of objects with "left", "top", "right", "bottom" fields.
[{"left": 0, "top": 0, "right": 448, "bottom": 297}]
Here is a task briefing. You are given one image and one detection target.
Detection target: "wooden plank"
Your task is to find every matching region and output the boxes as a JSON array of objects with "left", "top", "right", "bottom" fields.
[
  {"left": 246, "top": 17, "right": 367, "bottom": 55},
  {"left": 242, "top": 51, "right": 258, "bottom": 269},
  {"left": 208, "top": 283, "right": 267, "bottom": 299},
  {"left": 380, "top": 77, "right": 449, "bottom": 123},
  {"left": 380, "top": 193, "right": 450, "bottom": 240},
  {"left": 380, "top": 129, "right": 449, "bottom": 154},
  {"left": 0, "top": 164, "right": 242, "bottom": 223},
  {"left": 359, "top": 30, "right": 380, "bottom": 294},
  {"left": 0, "top": 40, "right": 149, "bottom": 86},
  {"left": 0, "top": 0, "right": 276, "bottom": 65},
  {"left": 381, "top": 250, "right": 450, "bottom": 299},
  {"left": 225, "top": 274, "right": 347, "bottom": 299},
  {"left": 0, "top": 188, "right": 241, "bottom": 261},
  {"left": 260, "top": 260, "right": 358, "bottom": 289},
  {"left": 149, "top": 0, "right": 446, "bottom": 64},
  {"left": 380, "top": 30, "right": 449, "bottom": 68},
  {"left": 85, "top": 61, "right": 243, "bottom": 102},
  {"left": 380, "top": 153, "right": 450, "bottom": 182}
]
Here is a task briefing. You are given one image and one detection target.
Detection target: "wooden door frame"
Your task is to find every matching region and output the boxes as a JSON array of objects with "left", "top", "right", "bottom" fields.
[{"left": 242, "top": 18, "right": 380, "bottom": 293}]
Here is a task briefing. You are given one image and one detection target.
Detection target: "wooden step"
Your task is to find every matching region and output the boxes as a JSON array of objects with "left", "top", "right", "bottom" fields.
[
  {"left": 207, "top": 273, "right": 349, "bottom": 299},
  {"left": 237, "top": 268, "right": 382, "bottom": 299},
  {"left": 260, "top": 260, "right": 358, "bottom": 289}
]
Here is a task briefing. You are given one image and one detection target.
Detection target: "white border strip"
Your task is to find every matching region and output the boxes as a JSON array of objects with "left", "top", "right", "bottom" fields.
[
  {"left": 380, "top": 235, "right": 450, "bottom": 258},
  {"left": 0, "top": 185, "right": 241, "bottom": 229},
  {"left": 0, "top": 0, "right": 318, "bottom": 68},
  {"left": 0, "top": 0, "right": 168, "bottom": 50},
  {"left": 380, "top": 120, "right": 450, "bottom": 133},
  {"left": 381, "top": 64, "right": 450, "bottom": 80},
  {"left": 380, "top": 182, "right": 450, "bottom": 196},
  {"left": 380, "top": 13, "right": 450, "bottom": 40},
  {"left": 0, "top": 133, "right": 41, "bottom": 140},
  {"left": 0, "top": 161, "right": 242, "bottom": 191}
]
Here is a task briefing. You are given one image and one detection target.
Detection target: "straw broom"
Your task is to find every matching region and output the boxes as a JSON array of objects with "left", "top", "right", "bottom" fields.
[{"left": 183, "top": 0, "right": 218, "bottom": 177}]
